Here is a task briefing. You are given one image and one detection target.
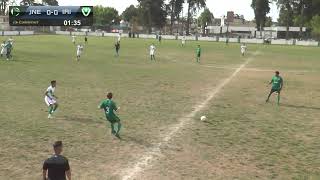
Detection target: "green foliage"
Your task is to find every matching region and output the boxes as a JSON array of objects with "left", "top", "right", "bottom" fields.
[
  {"left": 122, "top": 5, "right": 139, "bottom": 23},
  {"left": 42, "top": 0, "right": 58, "bottom": 6},
  {"left": 137, "top": 0, "right": 167, "bottom": 33},
  {"left": 94, "top": 6, "right": 120, "bottom": 27},
  {"left": 277, "top": 5, "right": 294, "bottom": 26},
  {"left": 198, "top": 8, "right": 213, "bottom": 35},
  {"left": 19, "top": 0, "right": 34, "bottom": 6},
  {"left": 311, "top": 15, "right": 320, "bottom": 39},
  {"left": 251, "top": 0, "right": 270, "bottom": 30},
  {"left": 186, "top": 0, "right": 206, "bottom": 35},
  {"left": 265, "top": 16, "right": 273, "bottom": 27},
  {"left": 198, "top": 8, "right": 213, "bottom": 26},
  {"left": 169, "top": 0, "right": 184, "bottom": 19},
  {"left": 0, "top": 0, "right": 9, "bottom": 15},
  {"left": 168, "top": 0, "right": 184, "bottom": 34}
]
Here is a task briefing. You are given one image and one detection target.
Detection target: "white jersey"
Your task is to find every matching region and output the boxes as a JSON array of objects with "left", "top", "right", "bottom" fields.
[
  {"left": 117, "top": 34, "right": 121, "bottom": 42},
  {"left": 0, "top": 43, "right": 6, "bottom": 55},
  {"left": 77, "top": 45, "right": 83, "bottom": 56},
  {"left": 182, "top": 36, "right": 186, "bottom": 44},
  {"left": 44, "top": 86, "right": 56, "bottom": 106},
  {"left": 8, "top": 38, "right": 13, "bottom": 45},
  {"left": 72, "top": 36, "right": 76, "bottom": 42},
  {"left": 241, "top": 45, "right": 247, "bottom": 53},
  {"left": 150, "top": 45, "right": 156, "bottom": 55},
  {"left": 46, "top": 86, "right": 55, "bottom": 96}
]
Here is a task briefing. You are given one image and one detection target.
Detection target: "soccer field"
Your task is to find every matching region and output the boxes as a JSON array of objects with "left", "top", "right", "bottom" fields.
[{"left": 0, "top": 35, "right": 319, "bottom": 180}]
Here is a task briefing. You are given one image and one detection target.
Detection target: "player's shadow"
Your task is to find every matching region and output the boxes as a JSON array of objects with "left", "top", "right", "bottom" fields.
[
  {"left": 120, "top": 135, "right": 153, "bottom": 148},
  {"left": 16, "top": 59, "right": 34, "bottom": 63},
  {"left": 281, "top": 104, "right": 320, "bottom": 110},
  {"left": 61, "top": 115, "right": 103, "bottom": 124}
]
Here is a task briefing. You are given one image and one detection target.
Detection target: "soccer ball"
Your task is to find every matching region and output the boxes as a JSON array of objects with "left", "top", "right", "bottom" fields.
[{"left": 200, "top": 116, "right": 207, "bottom": 121}]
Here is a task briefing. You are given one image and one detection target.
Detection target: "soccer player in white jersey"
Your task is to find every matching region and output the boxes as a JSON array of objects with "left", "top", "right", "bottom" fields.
[
  {"left": 181, "top": 36, "right": 186, "bottom": 47},
  {"left": 117, "top": 33, "right": 121, "bottom": 43},
  {"left": 8, "top": 37, "right": 14, "bottom": 45},
  {"left": 76, "top": 44, "right": 83, "bottom": 61},
  {"left": 241, "top": 43, "right": 247, "bottom": 56},
  {"left": 0, "top": 41, "right": 6, "bottom": 57},
  {"left": 72, "top": 35, "right": 76, "bottom": 44},
  {"left": 45, "top": 80, "right": 58, "bottom": 119},
  {"left": 150, "top": 43, "right": 156, "bottom": 61}
]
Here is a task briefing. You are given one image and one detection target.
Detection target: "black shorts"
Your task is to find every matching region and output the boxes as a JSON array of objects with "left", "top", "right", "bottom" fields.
[{"left": 271, "top": 88, "right": 281, "bottom": 94}]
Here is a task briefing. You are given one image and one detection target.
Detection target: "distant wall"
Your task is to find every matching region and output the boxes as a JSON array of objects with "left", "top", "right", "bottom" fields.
[
  {"left": 19, "top": 31, "right": 34, "bottom": 35},
  {"left": 53, "top": 31, "right": 319, "bottom": 47},
  {"left": 198, "top": 36, "right": 218, "bottom": 42},
  {"left": 1, "top": 31, "right": 34, "bottom": 36},
  {"left": 240, "top": 38, "right": 264, "bottom": 44},
  {"left": 87, "top": 32, "right": 103, "bottom": 36},
  {"left": 295, "top": 40, "right": 319, "bottom": 47},
  {"left": 271, "top": 39, "right": 294, "bottom": 45},
  {"left": 55, "top": 31, "right": 70, "bottom": 35}
]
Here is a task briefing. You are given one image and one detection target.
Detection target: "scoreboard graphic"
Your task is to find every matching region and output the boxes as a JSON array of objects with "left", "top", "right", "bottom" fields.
[{"left": 9, "top": 6, "right": 93, "bottom": 26}]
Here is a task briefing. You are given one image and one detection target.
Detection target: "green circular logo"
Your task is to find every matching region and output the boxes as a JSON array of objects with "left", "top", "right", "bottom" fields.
[{"left": 11, "top": 7, "right": 20, "bottom": 17}]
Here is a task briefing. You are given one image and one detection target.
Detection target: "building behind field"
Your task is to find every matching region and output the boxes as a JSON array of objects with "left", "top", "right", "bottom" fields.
[
  {"left": 0, "top": 16, "right": 10, "bottom": 31},
  {"left": 204, "top": 11, "right": 307, "bottom": 39}
]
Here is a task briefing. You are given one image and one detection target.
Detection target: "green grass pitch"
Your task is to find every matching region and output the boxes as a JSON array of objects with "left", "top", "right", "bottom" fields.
[{"left": 0, "top": 35, "right": 319, "bottom": 179}]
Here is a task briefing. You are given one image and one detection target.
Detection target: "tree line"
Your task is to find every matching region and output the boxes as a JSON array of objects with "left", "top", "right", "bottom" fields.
[{"left": 121, "top": 0, "right": 320, "bottom": 39}]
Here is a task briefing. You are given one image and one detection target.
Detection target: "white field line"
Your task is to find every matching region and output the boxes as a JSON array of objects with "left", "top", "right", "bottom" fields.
[
  {"left": 121, "top": 51, "right": 260, "bottom": 180},
  {"left": 201, "top": 65, "right": 315, "bottom": 73}
]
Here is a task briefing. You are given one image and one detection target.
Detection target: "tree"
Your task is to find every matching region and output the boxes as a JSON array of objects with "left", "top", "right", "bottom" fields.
[
  {"left": 122, "top": 5, "right": 139, "bottom": 22},
  {"left": 265, "top": 16, "right": 273, "bottom": 26},
  {"left": 20, "top": 0, "right": 34, "bottom": 6},
  {"left": 137, "top": 0, "right": 167, "bottom": 34},
  {"left": 251, "top": 0, "right": 270, "bottom": 31},
  {"left": 94, "top": 6, "right": 120, "bottom": 29},
  {"left": 0, "top": 0, "right": 9, "bottom": 15},
  {"left": 198, "top": 8, "right": 213, "bottom": 36},
  {"left": 122, "top": 5, "right": 142, "bottom": 32},
  {"left": 168, "top": 0, "right": 184, "bottom": 34},
  {"left": 274, "top": 0, "right": 296, "bottom": 39},
  {"left": 186, "top": 0, "right": 206, "bottom": 35},
  {"left": 42, "top": 0, "right": 58, "bottom": 6},
  {"left": 310, "top": 15, "right": 320, "bottom": 40}
]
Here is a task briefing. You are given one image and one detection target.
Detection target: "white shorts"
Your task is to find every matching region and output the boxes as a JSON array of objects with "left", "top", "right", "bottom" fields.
[
  {"left": 45, "top": 97, "right": 56, "bottom": 106},
  {"left": 77, "top": 51, "right": 81, "bottom": 56},
  {"left": 241, "top": 50, "right": 246, "bottom": 54},
  {"left": 1, "top": 48, "right": 7, "bottom": 55}
]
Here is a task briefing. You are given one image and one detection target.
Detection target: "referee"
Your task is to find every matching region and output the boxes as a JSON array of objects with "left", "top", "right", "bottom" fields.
[{"left": 42, "top": 141, "right": 71, "bottom": 180}]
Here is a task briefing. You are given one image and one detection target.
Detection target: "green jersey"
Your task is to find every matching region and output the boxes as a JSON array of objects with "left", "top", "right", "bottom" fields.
[
  {"left": 271, "top": 76, "right": 283, "bottom": 90},
  {"left": 5, "top": 43, "right": 12, "bottom": 50},
  {"left": 196, "top": 47, "right": 201, "bottom": 57},
  {"left": 100, "top": 99, "right": 120, "bottom": 122}
]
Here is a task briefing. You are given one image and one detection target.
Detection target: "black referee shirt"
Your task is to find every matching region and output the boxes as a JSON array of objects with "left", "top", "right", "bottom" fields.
[{"left": 43, "top": 154, "right": 70, "bottom": 180}]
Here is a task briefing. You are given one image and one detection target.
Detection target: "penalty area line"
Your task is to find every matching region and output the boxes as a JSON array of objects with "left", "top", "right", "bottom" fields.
[{"left": 120, "top": 51, "right": 260, "bottom": 180}]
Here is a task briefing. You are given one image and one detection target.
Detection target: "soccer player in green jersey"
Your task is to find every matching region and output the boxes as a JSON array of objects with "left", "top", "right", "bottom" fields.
[
  {"left": 196, "top": 45, "right": 201, "bottom": 63},
  {"left": 5, "top": 41, "right": 13, "bottom": 61},
  {"left": 115, "top": 41, "right": 120, "bottom": 57},
  {"left": 266, "top": 71, "right": 284, "bottom": 105},
  {"left": 99, "top": 92, "right": 122, "bottom": 138}
]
